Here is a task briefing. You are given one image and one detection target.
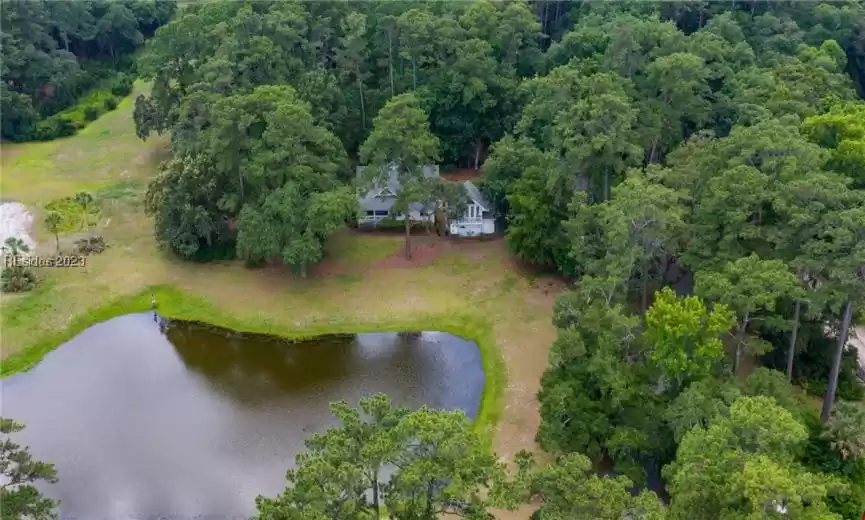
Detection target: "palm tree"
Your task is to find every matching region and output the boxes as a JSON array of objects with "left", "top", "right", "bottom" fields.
[
  {"left": 44, "top": 211, "right": 62, "bottom": 254},
  {"left": 2, "top": 237, "right": 30, "bottom": 258},
  {"left": 74, "top": 191, "right": 94, "bottom": 231}
]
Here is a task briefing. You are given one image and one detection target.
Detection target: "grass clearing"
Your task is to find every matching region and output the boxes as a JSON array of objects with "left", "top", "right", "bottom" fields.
[
  {"left": 325, "top": 230, "right": 403, "bottom": 264},
  {"left": 0, "top": 81, "right": 560, "bottom": 459}
]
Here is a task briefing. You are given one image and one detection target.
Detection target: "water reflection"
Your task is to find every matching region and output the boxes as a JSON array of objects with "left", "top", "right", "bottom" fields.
[{"left": 0, "top": 313, "right": 484, "bottom": 520}]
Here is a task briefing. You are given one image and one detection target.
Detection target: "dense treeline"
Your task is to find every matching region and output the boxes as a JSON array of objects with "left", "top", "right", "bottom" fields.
[
  {"left": 480, "top": 2, "right": 865, "bottom": 518},
  {"left": 128, "top": 1, "right": 865, "bottom": 518},
  {"left": 133, "top": 0, "right": 550, "bottom": 166},
  {"left": 0, "top": 0, "right": 176, "bottom": 141},
  {"left": 134, "top": 0, "right": 549, "bottom": 260}
]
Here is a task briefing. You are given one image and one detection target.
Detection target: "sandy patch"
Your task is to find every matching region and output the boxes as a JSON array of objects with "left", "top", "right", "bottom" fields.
[{"left": 0, "top": 202, "right": 35, "bottom": 252}]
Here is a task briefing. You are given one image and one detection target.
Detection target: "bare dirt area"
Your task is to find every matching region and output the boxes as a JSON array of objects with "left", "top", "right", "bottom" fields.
[{"left": 441, "top": 167, "right": 483, "bottom": 182}]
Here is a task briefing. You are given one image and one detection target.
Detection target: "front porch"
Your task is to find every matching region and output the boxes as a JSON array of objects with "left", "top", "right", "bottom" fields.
[{"left": 359, "top": 210, "right": 434, "bottom": 223}]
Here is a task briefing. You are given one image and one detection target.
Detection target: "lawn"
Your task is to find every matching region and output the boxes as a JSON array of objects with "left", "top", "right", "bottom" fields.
[{"left": 0, "top": 82, "right": 561, "bottom": 463}]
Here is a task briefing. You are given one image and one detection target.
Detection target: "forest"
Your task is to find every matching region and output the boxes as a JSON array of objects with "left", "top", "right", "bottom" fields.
[
  {"left": 3, "top": 0, "right": 865, "bottom": 519},
  {"left": 0, "top": 0, "right": 176, "bottom": 141}
]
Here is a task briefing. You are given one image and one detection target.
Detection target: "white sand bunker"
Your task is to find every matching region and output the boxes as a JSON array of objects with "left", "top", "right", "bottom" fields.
[{"left": 0, "top": 202, "right": 35, "bottom": 253}]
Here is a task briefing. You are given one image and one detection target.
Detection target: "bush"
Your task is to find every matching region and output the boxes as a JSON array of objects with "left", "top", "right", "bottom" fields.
[
  {"left": 801, "top": 411, "right": 865, "bottom": 519},
  {"left": 32, "top": 116, "right": 76, "bottom": 140},
  {"left": 74, "top": 236, "right": 107, "bottom": 255},
  {"left": 103, "top": 97, "right": 118, "bottom": 111},
  {"left": 83, "top": 105, "right": 99, "bottom": 121},
  {"left": 110, "top": 74, "right": 133, "bottom": 97},
  {"left": 1, "top": 265, "right": 37, "bottom": 293}
]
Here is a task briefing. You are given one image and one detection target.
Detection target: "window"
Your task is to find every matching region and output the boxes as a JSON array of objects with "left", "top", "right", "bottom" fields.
[
  {"left": 374, "top": 210, "right": 389, "bottom": 217},
  {"left": 366, "top": 210, "right": 375, "bottom": 216}
]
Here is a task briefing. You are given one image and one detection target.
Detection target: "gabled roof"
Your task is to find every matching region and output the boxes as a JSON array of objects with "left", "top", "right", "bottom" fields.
[
  {"left": 463, "top": 181, "right": 491, "bottom": 210},
  {"left": 356, "top": 164, "right": 440, "bottom": 193},
  {"left": 357, "top": 164, "right": 439, "bottom": 210}
]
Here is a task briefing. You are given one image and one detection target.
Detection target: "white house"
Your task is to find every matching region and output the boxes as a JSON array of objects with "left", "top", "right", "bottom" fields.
[
  {"left": 448, "top": 181, "right": 495, "bottom": 237},
  {"left": 356, "top": 165, "right": 495, "bottom": 237},
  {"left": 356, "top": 164, "right": 439, "bottom": 225}
]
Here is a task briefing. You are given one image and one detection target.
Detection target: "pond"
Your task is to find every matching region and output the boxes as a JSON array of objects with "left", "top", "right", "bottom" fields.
[{"left": 0, "top": 313, "right": 485, "bottom": 520}]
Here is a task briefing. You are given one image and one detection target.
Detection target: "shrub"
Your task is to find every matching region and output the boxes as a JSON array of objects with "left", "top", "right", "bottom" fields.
[
  {"left": 32, "top": 116, "right": 76, "bottom": 140},
  {"left": 103, "top": 97, "right": 118, "bottom": 111},
  {"left": 74, "top": 236, "right": 107, "bottom": 255},
  {"left": 83, "top": 105, "right": 99, "bottom": 121},
  {"left": 1, "top": 265, "right": 37, "bottom": 293},
  {"left": 110, "top": 74, "right": 133, "bottom": 97}
]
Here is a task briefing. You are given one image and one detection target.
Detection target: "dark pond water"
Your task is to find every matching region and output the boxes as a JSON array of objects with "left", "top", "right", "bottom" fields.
[{"left": 0, "top": 313, "right": 485, "bottom": 520}]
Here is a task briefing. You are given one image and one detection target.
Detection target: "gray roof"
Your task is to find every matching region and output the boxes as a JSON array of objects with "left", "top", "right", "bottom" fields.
[
  {"left": 463, "top": 181, "right": 491, "bottom": 210},
  {"left": 357, "top": 164, "right": 439, "bottom": 211}
]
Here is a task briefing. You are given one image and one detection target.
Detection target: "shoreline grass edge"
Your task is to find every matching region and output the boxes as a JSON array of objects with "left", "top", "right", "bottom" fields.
[{"left": 0, "top": 284, "right": 505, "bottom": 440}]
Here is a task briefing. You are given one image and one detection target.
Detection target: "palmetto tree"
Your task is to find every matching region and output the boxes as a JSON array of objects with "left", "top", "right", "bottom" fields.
[
  {"left": 74, "top": 191, "right": 94, "bottom": 231},
  {"left": 44, "top": 211, "right": 62, "bottom": 254},
  {"left": 2, "top": 236, "right": 30, "bottom": 257}
]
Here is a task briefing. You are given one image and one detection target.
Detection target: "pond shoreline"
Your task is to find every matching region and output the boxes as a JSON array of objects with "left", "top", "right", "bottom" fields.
[{"left": 0, "top": 284, "right": 504, "bottom": 439}]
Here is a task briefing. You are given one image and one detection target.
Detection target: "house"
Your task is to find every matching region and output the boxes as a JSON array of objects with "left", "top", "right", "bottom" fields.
[
  {"left": 356, "top": 165, "right": 495, "bottom": 237},
  {"left": 448, "top": 181, "right": 495, "bottom": 237},
  {"left": 357, "top": 164, "right": 439, "bottom": 225}
]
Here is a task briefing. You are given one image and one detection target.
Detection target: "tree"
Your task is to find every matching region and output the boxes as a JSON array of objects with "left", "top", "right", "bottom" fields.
[
  {"left": 254, "top": 394, "right": 506, "bottom": 520},
  {"left": 359, "top": 93, "right": 440, "bottom": 260},
  {"left": 506, "top": 162, "right": 571, "bottom": 272},
  {"left": 644, "top": 287, "right": 736, "bottom": 388},
  {"left": 144, "top": 154, "right": 225, "bottom": 259},
  {"left": 517, "top": 67, "right": 642, "bottom": 201},
  {"left": 337, "top": 12, "right": 369, "bottom": 131},
  {"left": 800, "top": 203, "right": 865, "bottom": 423},
  {"left": 568, "top": 167, "right": 686, "bottom": 310},
  {"left": 695, "top": 255, "right": 799, "bottom": 374},
  {"left": 538, "top": 290, "right": 658, "bottom": 474},
  {"left": 2, "top": 237, "right": 29, "bottom": 258},
  {"left": 147, "top": 85, "right": 352, "bottom": 265},
  {"left": 0, "top": 418, "right": 59, "bottom": 520},
  {"left": 641, "top": 52, "right": 712, "bottom": 163},
  {"left": 236, "top": 185, "right": 356, "bottom": 276},
  {"left": 663, "top": 378, "right": 741, "bottom": 443},
  {"left": 822, "top": 401, "right": 865, "bottom": 461},
  {"left": 73, "top": 191, "right": 94, "bottom": 232},
  {"left": 518, "top": 452, "right": 667, "bottom": 520},
  {"left": 770, "top": 169, "right": 855, "bottom": 381},
  {"left": 386, "top": 407, "right": 502, "bottom": 519},
  {"left": 43, "top": 211, "right": 62, "bottom": 254},
  {"left": 1, "top": 237, "right": 37, "bottom": 293},
  {"left": 665, "top": 396, "right": 842, "bottom": 519},
  {"left": 802, "top": 101, "right": 865, "bottom": 188},
  {"left": 480, "top": 135, "right": 547, "bottom": 217},
  {"left": 96, "top": 3, "right": 143, "bottom": 65},
  {"left": 1, "top": 0, "right": 173, "bottom": 141}
]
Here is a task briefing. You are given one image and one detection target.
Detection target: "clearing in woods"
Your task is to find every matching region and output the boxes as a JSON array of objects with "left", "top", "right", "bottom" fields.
[{"left": 0, "top": 82, "right": 562, "bottom": 469}]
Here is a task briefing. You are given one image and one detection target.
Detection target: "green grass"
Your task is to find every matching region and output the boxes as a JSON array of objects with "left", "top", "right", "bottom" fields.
[
  {"left": 56, "top": 87, "right": 118, "bottom": 127},
  {"left": 325, "top": 230, "right": 402, "bottom": 264}
]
